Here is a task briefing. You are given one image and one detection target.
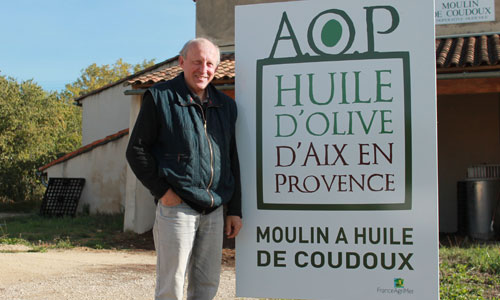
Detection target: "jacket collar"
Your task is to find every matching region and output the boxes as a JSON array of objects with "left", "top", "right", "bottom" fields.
[{"left": 174, "top": 73, "right": 223, "bottom": 108}]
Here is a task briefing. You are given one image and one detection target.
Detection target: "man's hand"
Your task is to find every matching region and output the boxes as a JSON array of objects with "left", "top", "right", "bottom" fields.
[
  {"left": 225, "top": 216, "right": 242, "bottom": 239},
  {"left": 160, "top": 189, "right": 183, "bottom": 206}
]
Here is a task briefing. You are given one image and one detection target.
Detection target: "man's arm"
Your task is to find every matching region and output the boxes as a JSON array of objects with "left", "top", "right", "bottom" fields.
[
  {"left": 126, "top": 92, "right": 170, "bottom": 199},
  {"left": 226, "top": 133, "right": 242, "bottom": 217},
  {"left": 225, "top": 215, "right": 242, "bottom": 239},
  {"left": 225, "top": 122, "right": 242, "bottom": 238}
]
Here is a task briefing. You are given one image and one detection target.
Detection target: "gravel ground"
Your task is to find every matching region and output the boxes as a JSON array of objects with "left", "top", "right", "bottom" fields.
[{"left": 0, "top": 247, "right": 251, "bottom": 300}]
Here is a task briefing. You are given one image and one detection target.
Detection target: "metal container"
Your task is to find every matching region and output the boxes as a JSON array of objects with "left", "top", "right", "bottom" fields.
[{"left": 457, "top": 178, "right": 500, "bottom": 240}]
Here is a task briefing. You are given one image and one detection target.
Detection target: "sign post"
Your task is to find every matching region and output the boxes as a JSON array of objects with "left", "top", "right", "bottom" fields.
[{"left": 235, "top": 1, "right": 439, "bottom": 299}]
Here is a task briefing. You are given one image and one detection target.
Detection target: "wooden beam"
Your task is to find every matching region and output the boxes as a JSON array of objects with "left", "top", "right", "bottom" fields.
[{"left": 437, "top": 77, "right": 500, "bottom": 95}]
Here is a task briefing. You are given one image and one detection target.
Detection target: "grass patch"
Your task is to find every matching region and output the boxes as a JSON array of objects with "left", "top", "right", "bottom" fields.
[
  {"left": 0, "top": 213, "right": 131, "bottom": 251},
  {"left": 0, "top": 198, "right": 41, "bottom": 213},
  {"left": 440, "top": 245, "right": 500, "bottom": 300}
]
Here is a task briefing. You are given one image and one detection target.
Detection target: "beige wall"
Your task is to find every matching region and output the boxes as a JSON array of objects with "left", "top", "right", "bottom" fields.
[
  {"left": 436, "top": 1, "right": 500, "bottom": 36},
  {"left": 46, "top": 136, "right": 128, "bottom": 215},
  {"left": 124, "top": 95, "right": 156, "bottom": 234},
  {"left": 81, "top": 84, "right": 130, "bottom": 145},
  {"left": 437, "top": 93, "right": 500, "bottom": 232}
]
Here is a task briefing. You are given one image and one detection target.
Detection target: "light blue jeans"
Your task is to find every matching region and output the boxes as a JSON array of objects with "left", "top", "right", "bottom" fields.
[{"left": 153, "top": 201, "right": 224, "bottom": 300}]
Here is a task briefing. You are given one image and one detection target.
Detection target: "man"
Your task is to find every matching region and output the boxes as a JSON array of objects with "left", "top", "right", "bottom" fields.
[{"left": 126, "top": 38, "right": 242, "bottom": 300}]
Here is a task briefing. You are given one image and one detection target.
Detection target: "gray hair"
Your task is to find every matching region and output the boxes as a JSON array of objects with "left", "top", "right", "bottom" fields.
[{"left": 179, "top": 38, "right": 221, "bottom": 65}]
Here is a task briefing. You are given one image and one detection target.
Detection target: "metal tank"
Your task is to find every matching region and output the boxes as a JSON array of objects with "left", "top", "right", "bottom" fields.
[{"left": 457, "top": 165, "right": 500, "bottom": 240}]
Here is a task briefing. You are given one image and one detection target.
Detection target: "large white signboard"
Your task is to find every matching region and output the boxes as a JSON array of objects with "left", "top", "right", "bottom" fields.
[
  {"left": 235, "top": 0, "right": 439, "bottom": 299},
  {"left": 435, "top": 0, "right": 495, "bottom": 24}
]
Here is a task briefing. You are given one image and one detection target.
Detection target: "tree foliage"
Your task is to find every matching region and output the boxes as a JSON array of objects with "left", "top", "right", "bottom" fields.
[
  {"left": 0, "top": 76, "right": 82, "bottom": 202},
  {"left": 1, "top": 58, "right": 156, "bottom": 203},
  {"left": 62, "top": 58, "right": 155, "bottom": 100}
]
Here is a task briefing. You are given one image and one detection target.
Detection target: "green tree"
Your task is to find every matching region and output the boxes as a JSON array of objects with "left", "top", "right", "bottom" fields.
[
  {"left": 62, "top": 58, "right": 155, "bottom": 99},
  {"left": 0, "top": 58, "right": 155, "bottom": 203},
  {"left": 0, "top": 76, "right": 82, "bottom": 203}
]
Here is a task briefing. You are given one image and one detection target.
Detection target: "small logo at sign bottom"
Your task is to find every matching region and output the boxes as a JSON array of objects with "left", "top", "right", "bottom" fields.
[
  {"left": 376, "top": 278, "right": 414, "bottom": 295},
  {"left": 394, "top": 278, "right": 404, "bottom": 288}
]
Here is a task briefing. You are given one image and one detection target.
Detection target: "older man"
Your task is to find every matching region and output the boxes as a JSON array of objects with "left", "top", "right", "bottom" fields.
[{"left": 126, "top": 38, "right": 242, "bottom": 300}]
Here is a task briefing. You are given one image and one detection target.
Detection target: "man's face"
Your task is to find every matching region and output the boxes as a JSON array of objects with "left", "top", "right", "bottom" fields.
[{"left": 179, "top": 41, "right": 219, "bottom": 98}]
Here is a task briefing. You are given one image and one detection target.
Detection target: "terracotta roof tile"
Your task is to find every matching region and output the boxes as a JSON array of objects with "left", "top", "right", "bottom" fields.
[
  {"left": 494, "top": 34, "right": 500, "bottom": 64},
  {"left": 127, "top": 53, "right": 235, "bottom": 86},
  {"left": 466, "top": 37, "right": 476, "bottom": 65},
  {"left": 450, "top": 37, "right": 463, "bottom": 66},
  {"left": 75, "top": 56, "right": 179, "bottom": 102},
  {"left": 436, "top": 34, "right": 500, "bottom": 71}
]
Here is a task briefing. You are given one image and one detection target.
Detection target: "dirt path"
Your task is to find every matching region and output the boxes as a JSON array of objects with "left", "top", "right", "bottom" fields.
[{"left": 0, "top": 247, "right": 242, "bottom": 300}]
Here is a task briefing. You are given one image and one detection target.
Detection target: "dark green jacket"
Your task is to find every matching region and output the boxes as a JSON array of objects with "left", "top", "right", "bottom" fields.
[{"left": 126, "top": 73, "right": 241, "bottom": 216}]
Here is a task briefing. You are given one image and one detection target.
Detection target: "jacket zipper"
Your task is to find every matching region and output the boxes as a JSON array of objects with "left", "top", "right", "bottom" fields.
[{"left": 196, "top": 103, "right": 215, "bottom": 208}]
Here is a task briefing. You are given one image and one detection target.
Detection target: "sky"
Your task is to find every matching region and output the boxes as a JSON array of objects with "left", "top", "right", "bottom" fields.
[{"left": 0, "top": 0, "right": 196, "bottom": 92}]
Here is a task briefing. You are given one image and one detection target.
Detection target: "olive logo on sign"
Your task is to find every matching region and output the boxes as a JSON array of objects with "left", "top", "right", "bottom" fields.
[
  {"left": 321, "top": 19, "right": 343, "bottom": 47},
  {"left": 308, "top": 9, "right": 355, "bottom": 55}
]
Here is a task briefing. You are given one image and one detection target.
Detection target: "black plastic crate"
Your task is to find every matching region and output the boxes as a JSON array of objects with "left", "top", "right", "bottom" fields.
[{"left": 40, "top": 178, "right": 85, "bottom": 217}]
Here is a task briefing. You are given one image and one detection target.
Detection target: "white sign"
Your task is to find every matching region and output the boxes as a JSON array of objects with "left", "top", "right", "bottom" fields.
[
  {"left": 235, "top": 0, "right": 439, "bottom": 299},
  {"left": 435, "top": 0, "right": 495, "bottom": 24}
]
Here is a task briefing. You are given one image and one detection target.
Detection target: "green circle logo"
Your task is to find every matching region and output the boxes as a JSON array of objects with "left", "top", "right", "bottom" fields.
[{"left": 321, "top": 19, "right": 342, "bottom": 47}]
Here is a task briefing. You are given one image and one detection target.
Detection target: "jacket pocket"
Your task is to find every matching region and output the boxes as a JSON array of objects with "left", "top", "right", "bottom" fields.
[{"left": 158, "top": 153, "right": 193, "bottom": 179}]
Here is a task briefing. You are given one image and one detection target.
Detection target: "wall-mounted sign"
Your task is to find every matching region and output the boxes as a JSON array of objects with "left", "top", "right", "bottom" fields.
[
  {"left": 436, "top": 0, "right": 495, "bottom": 24},
  {"left": 235, "top": 0, "right": 439, "bottom": 299}
]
